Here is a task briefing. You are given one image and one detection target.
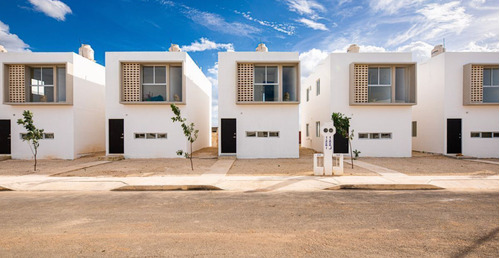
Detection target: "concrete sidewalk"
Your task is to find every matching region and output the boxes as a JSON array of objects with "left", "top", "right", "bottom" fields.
[{"left": 0, "top": 174, "right": 497, "bottom": 192}]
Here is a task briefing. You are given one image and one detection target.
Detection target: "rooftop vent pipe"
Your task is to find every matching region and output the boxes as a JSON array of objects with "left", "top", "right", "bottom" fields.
[
  {"left": 431, "top": 45, "right": 445, "bottom": 57},
  {"left": 169, "top": 44, "right": 181, "bottom": 52},
  {"left": 347, "top": 44, "right": 360, "bottom": 53},
  {"left": 0, "top": 45, "right": 7, "bottom": 53}
]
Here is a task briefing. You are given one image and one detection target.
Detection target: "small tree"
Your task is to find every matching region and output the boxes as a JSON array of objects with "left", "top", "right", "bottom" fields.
[
  {"left": 170, "top": 104, "right": 199, "bottom": 170},
  {"left": 17, "top": 110, "right": 44, "bottom": 171},
  {"left": 331, "top": 112, "right": 355, "bottom": 169}
]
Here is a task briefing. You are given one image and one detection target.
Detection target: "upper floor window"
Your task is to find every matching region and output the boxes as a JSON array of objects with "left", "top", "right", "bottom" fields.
[
  {"left": 316, "top": 79, "right": 320, "bottom": 96},
  {"left": 121, "top": 63, "right": 182, "bottom": 103},
  {"left": 367, "top": 66, "right": 413, "bottom": 103},
  {"left": 483, "top": 68, "right": 499, "bottom": 103},
  {"left": 237, "top": 63, "right": 298, "bottom": 103},
  {"left": 29, "top": 66, "right": 66, "bottom": 103},
  {"left": 254, "top": 66, "right": 278, "bottom": 102},
  {"left": 141, "top": 65, "right": 182, "bottom": 102}
]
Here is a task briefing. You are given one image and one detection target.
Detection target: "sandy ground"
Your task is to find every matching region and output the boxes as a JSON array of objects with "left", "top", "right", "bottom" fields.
[
  {"left": 0, "top": 153, "right": 104, "bottom": 176},
  {"left": 360, "top": 152, "right": 499, "bottom": 176},
  {"left": 228, "top": 148, "right": 378, "bottom": 176}
]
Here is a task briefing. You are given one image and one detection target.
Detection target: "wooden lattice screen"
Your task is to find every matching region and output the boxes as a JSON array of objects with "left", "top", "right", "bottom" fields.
[
  {"left": 9, "top": 65, "right": 26, "bottom": 103},
  {"left": 354, "top": 64, "right": 368, "bottom": 103},
  {"left": 237, "top": 63, "right": 254, "bottom": 102},
  {"left": 122, "top": 63, "right": 141, "bottom": 102},
  {"left": 470, "top": 65, "right": 483, "bottom": 103}
]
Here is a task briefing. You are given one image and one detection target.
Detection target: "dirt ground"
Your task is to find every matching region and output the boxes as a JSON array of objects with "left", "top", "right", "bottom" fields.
[
  {"left": 0, "top": 153, "right": 104, "bottom": 176},
  {"left": 0, "top": 149, "right": 218, "bottom": 177},
  {"left": 228, "top": 148, "right": 378, "bottom": 176},
  {"left": 360, "top": 151, "right": 499, "bottom": 176}
]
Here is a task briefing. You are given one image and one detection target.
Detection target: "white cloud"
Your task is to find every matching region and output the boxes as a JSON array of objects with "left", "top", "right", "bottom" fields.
[
  {"left": 461, "top": 41, "right": 499, "bottom": 52},
  {"left": 370, "top": 0, "right": 424, "bottom": 15},
  {"left": 28, "top": 0, "right": 72, "bottom": 21},
  {"left": 181, "top": 38, "right": 234, "bottom": 52},
  {"left": 297, "top": 18, "right": 328, "bottom": 31},
  {"left": 299, "top": 48, "right": 328, "bottom": 79},
  {"left": 0, "top": 21, "right": 30, "bottom": 52},
  {"left": 285, "top": 0, "right": 325, "bottom": 19},
  {"left": 396, "top": 41, "right": 434, "bottom": 62},
  {"left": 183, "top": 6, "right": 260, "bottom": 37},
  {"left": 235, "top": 11, "right": 295, "bottom": 35},
  {"left": 388, "top": 1, "right": 472, "bottom": 46}
]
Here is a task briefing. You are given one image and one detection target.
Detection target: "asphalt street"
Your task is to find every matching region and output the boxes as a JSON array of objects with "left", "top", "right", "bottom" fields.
[{"left": 0, "top": 190, "right": 497, "bottom": 257}]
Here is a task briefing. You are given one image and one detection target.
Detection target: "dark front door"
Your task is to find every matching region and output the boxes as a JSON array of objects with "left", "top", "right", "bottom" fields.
[
  {"left": 334, "top": 130, "right": 349, "bottom": 154},
  {"left": 221, "top": 119, "right": 236, "bottom": 154},
  {"left": 447, "top": 119, "right": 462, "bottom": 154},
  {"left": 109, "top": 119, "right": 124, "bottom": 154},
  {"left": 0, "top": 120, "right": 11, "bottom": 154}
]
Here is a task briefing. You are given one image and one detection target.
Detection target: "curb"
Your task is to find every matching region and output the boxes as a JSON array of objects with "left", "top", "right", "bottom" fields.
[
  {"left": 111, "top": 185, "right": 222, "bottom": 191},
  {"left": 325, "top": 184, "right": 444, "bottom": 190}
]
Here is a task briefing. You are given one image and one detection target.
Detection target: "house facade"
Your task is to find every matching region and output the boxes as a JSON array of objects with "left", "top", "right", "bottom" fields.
[
  {"left": 218, "top": 44, "right": 300, "bottom": 158},
  {"left": 105, "top": 46, "right": 211, "bottom": 158},
  {"left": 301, "top": 45, "right": 416, "bottom": 157},
  {"left": 0, "top": 45, "right": 105, "bottom": 159},
  {"left": 412, "top": 48, "right": 498, "bottom": 158}
]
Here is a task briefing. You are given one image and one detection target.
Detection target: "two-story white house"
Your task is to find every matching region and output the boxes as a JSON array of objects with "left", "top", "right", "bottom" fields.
[
  {"left": 0, "top": 45, "right": 105, "bottom": 159},
  {"left": 412, "top": 46, "right": 498, "bottom": 158},
  {"left": 301, "top": 45, "right": 417, "bottom": 157},
  {"left": 105, "top": 45, "right": 211, "bottom": 158},
  {"left": 218, "top": 44, "right": 300, "bottom": 158}
]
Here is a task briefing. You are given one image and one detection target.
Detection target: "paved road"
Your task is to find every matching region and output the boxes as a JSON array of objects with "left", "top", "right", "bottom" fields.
[{"left": 0, "top": 190, "right": 497, "bottom": 257}]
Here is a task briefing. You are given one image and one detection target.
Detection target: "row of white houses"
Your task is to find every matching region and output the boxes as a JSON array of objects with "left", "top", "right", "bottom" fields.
[{"left": 0, "top": 44, "right": 498, "bottom": 160}]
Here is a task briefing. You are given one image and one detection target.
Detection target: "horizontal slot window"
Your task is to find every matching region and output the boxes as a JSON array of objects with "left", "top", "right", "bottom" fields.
[
  {"left": 269, "top": 132, "right": 280, "bottom": 137},
  {"left": 246, "top": 131, "right": 256, "bottom": 137},
  {"left": 134, "top": 133, "right": 167, "bottom": 139},
  {"left": 20, "top": 133, "right": 54, "bottom": 140},
  {"left": 471, "top": 132, "right": 499, "bottom": 138},
  {"left": 257, "top": 131, "right": 268, "bottom": 137},
  {"left": 359, "top": 133, "right": 392, "bottom": 140}
]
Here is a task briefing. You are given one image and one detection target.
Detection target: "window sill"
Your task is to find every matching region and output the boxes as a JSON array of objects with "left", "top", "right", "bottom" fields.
[
  {"left": 4, "top": 102, "right": 73, "bottom": 106},
  {"left": 463, "top": 102, "right": 498, "bottom": 106},
  {"left": 120, "top": 101, "right": 186, "bottom": 105},
  {"left": 349, "top": 102, "right": 416, "bottom": 106},
  {"left": 236, "top": 101, "right": 300, "bottom": 105}
]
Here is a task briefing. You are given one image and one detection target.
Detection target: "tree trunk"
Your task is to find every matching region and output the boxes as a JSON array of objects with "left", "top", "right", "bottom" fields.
[
  {"left": 349, "top": 140, "right": 354, "bottom": 169},
  {"left": 190, "top": 141, "right": 194, "bottom": 171},
  {"left": 34, "top": 148, "right": 37, "bottom": 172}
]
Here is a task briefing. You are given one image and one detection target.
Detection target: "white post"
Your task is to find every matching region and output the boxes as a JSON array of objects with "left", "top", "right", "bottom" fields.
[{"left": 320, "top": 122, "right": 336, "bottom": 176}]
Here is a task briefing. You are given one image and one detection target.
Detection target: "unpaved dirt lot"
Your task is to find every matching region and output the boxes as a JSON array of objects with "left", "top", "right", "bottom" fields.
[
  {"left": 0, "top": 153, "right": 104, "bottom": 176},
  {"left": 56, "top": 148, "right": 218, "bottom": 177},
  {"left": 228, "top": 148, "right": 378, "bottom": 176},
  {"left": 360, "top": 152, "right": 499, "bottom": 176}
]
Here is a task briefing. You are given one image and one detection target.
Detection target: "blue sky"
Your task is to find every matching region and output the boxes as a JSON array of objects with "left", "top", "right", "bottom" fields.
[{"left": 0, "top": 0, "right": 498, "bottom": 125}]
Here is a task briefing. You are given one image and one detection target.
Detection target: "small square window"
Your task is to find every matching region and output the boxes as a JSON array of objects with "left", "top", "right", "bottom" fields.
[
  {"left": 246, "top": 131, "right": 256, "bottom": 137},
  {"left": 316, "top": 122, "right": 320, "bottom": 137},
  {"left": 494, "top": 132, "right": 499, "bottom": 138},
  {"left": 146, "top": 133, "right": 156, "bottom": 139},
  {"left": 381, "top": 133, "right": 392, "bottom": 139},
  {"left": 306, "top": 124, "right": 309, "bottom": 137},
  {"left": 471, "top": 132, "right": 480, "bottom": 138},
  {"left": 269, "top": 131, "right": 279, "bottom": 137},
  {"left": 412, "top": 121, "right": 417, "bottom": 137},
  {"left": 44, "top": 133, "right": 54, "bottom": 139},
  {"left": 157, "top": 133, "right": 167, "bottom": 139},
  {"left": 481, "top": 132, "right": 493, "bottom": 138},
  {"left": 370, "top": 133, "right": 380, "bottom": 139},
  {"left": 359, "top": 133, "right": 368, "bottom": 139},
  {"left": 257, "top": 131, "right": 268, "bottom": 137},
  {"left": 135, "top": 133, "right": 145, "bottom": 139}
]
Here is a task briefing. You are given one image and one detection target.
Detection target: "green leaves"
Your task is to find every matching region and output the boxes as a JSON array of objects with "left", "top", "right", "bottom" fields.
[
  {"left": 17, "top": 110, "right": 44, "bottom": 171},
  {"left": 171, "top": 104, "right": 198, "bottom": 170},
  {"left": 331, "top": 112, "right": 351, "bottom": 138}
]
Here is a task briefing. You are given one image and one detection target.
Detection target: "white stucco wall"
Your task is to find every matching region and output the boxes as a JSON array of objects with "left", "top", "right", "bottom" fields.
[
  {"left": 72, "top": 54, "right": 106, "bottom": 156},
  {"left": 301, "top": 52, "right": 414, "bottom": 157},
  {"left": 0, "top": 52, "right": 105, "bottom": 159},
  {"left": 413, "top": 52, "right": 499, "bottom": 158},
  {"left": 105, "top": 52, "right": 211, "bottom": 158},
  {"left": 218, "top": 51, "right": 300, "bottom": 158}
]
